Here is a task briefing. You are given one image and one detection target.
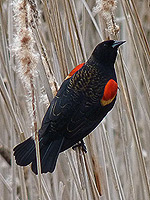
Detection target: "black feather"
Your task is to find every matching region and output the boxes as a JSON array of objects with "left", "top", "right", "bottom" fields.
[
  {"left": 13, "top": 137, "right": 35, "bottom": 166},
  {"left": 31, "top": 137, "right": 64, "bottom": 174}
]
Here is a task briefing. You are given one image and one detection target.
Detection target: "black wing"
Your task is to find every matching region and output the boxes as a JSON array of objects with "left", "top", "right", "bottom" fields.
[
  {"left": 38, "top": 78, "right": 85, "bottom": 141},
  {"left": 38, "top": 65, "right": 113, "bottom": 146}
]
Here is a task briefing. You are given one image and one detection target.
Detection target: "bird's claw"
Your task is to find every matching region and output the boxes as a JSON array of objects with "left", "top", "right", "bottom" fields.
[{"left": 72, "top": 140, "right": 87, "bottom": 153}]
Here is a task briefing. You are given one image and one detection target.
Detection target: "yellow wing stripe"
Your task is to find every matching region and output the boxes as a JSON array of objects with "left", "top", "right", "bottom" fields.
[{"left": 101, "top": 95, "right": 116, "bottom": 106}]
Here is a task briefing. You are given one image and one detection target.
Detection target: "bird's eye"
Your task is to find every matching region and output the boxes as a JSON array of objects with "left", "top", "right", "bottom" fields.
[{"left": 103, "top": 44, "right": 108, "bottom": 47}]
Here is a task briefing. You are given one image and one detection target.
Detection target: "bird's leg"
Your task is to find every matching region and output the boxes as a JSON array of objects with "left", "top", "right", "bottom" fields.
[
  {"left": 72, "top": 140, "right": 87, "bottom": 153},
  {"left": 80, "top": 140, "right": 87, "bottom": 153}
]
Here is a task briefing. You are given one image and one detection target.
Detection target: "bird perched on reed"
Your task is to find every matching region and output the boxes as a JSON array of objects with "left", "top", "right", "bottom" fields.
[{"left": 14, "top": 40, "right": 125, "bottom": 174}]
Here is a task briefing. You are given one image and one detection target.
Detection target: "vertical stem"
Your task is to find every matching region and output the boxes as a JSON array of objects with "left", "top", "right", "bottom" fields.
[{"left": 30, "top": 75, "right": 42, "bottom": 200}]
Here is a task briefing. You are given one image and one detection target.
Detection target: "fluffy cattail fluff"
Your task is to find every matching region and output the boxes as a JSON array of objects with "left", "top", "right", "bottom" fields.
[
  {"left": 39, "top": 87, "right": 49, "bottom": 108},
  {"left": 93, "top": 0, "right": 119, "bottom": 35},
  {"left": 13, "top": 0, "right": 39, "bottom": 128},
  {"left": 13, "top": 0, "right": 43, "bottom": 183}
]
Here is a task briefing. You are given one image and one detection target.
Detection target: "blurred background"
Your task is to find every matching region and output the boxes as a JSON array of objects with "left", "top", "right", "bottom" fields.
[{"left": 0, "top": 0, "right": 150, "bottom": 199}]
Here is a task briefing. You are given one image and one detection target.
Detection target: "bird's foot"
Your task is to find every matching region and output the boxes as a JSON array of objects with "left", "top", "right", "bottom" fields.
[{"left": 72, "top": 140, "right": 87, "bottom": 153}]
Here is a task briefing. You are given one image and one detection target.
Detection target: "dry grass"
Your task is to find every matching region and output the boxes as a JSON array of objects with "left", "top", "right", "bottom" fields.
[{"left": 0, "top": 0, "right": 150, "bottom": 199}]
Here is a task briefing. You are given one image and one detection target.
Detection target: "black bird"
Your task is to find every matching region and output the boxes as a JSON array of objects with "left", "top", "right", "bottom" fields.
[{"left": 14, "top": 40, "right": 125, "bottom": 174}]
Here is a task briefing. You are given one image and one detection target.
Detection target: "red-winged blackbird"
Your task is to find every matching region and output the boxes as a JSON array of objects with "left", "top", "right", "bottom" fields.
[{"left": 14, "top": 40, "right": 125, "bottom": 174}]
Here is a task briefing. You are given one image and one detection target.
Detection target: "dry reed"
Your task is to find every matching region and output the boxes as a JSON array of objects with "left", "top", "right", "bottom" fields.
[{"left": 0, "top": 0, "right": 150, "bottom": 199}]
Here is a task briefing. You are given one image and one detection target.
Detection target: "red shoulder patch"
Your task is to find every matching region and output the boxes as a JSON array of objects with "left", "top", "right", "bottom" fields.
[
  {"left": 65, "top": 63, "right": 85, "bottom": 80},
  {"left": 101, "top": 79, "right": 118, "bottom": 106}
]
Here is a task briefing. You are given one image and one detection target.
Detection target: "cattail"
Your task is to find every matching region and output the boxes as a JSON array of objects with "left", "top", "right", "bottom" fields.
[
  {"left": 13, "top": 1, "right": 42, "bottom": 196},
  {"left": 13, "top": 0, "right": 39, "bottom": 126},
  {"left": 93, "top": 0, "right": 119, "bottom": 35}
]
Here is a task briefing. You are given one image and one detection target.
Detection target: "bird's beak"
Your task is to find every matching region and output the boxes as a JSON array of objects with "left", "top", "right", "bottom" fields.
[{"left": 112, "top": 40, "right": 126, "bottom": 48}]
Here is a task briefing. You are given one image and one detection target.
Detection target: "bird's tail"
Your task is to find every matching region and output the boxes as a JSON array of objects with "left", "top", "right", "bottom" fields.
[
  {"left": 13, "top": 137, "right": 64, "bottom": 174},
  {"left": 31, "top": 137, "right": 64, "bottom": 174},
  {"left": 13, "top": 137, "right": 36, "bottom": 166}
]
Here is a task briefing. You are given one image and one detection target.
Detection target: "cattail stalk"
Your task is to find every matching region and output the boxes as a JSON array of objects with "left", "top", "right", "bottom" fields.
[{"left": 13, "top": 0, "right": 42, "bottom": 199}]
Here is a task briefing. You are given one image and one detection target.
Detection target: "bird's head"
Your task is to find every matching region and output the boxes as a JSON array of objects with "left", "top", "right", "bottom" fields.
[{"left": 92, "top": 40, "right": 126, "bottom": 66}]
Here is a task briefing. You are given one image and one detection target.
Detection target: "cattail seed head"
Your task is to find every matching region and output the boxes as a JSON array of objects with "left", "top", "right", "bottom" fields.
[
  {"left": 13, "top": 0, "right": 39, "bottom": 129},
  {"left": 93, "top": 0, "right": 119, "bottom": 35}
]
